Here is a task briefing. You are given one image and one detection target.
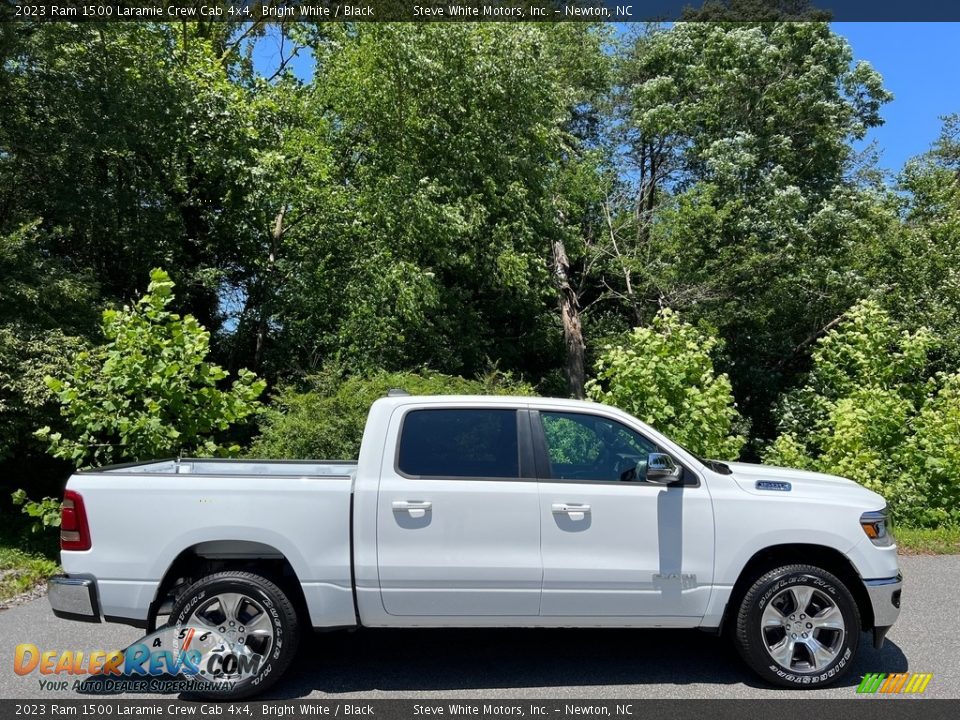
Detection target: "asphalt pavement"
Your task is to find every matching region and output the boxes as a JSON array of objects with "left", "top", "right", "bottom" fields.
[{"left": 1, "top": 555, "right": 957, "bottom": 700}]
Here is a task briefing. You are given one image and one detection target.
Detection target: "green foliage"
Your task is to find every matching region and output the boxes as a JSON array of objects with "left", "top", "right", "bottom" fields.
[
  {"left": 611, "top": 22, "right": 896, "bottom": 437},
  {"left": 0, "top": 542, "right": 60, "bottom": 602},
  {"left": 585, "top": 310, "right": 746, "bottom": 460},
  {"left": 0, "top": 224, "right": 98, "bottom": 464},
  {"left": 35, "top": 270, "right": 265, "bottom": 468},
  {"left": 10, "top": 489, "right": 62, "bottom": 533},
  {"left": 282, "top": 24, "right": 608, "bottom": 379},
  {"left": 874, "top": 115, "right": 960, "bottom": 371},
  {"left": 765, "top": 301, "right": 960, "bottom": 526},
  {"left": 899, "top": 374, "right": 960, "bottom": 525},
  {"left": 541, "top": 416, "right": 605, "bottom": 465},
  {"left": 768, "top": 300, "right": 934, "bottom": 443},
  {"left": 0, "top": 24, "right": 262, "bottom": 329},
  {"left": 250, "top": 369, "right": 534, "bottom": 461}
]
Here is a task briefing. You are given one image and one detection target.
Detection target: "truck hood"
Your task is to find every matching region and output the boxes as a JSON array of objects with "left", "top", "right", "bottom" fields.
[{"left": 721, "top": 461, "right": 887, "bottom": 508}]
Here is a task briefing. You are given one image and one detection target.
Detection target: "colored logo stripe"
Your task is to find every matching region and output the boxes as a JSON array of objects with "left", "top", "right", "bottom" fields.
[
  {"left": 880, "top": 673, "right": 908, "bottom": 693},
  {"left": 904, "top": 674, "right": 933, "bottom": 694},
  {"left": 857, "top": 673, "right": 886, "bottom": 693}
]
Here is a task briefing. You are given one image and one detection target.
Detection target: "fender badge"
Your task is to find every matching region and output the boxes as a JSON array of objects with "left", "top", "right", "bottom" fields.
[{"left": 756, "top": 480, "right": 792, "bottom": 492}]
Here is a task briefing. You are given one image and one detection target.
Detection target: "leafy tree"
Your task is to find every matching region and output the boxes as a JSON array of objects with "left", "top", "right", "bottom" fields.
[
  {"left": 250, "top": 369, "right": 533, "bottom": 461},
  {"left": 0, "top": 224, "right": 98, "bottom": 465},
  {"left": 282, "top": 24, "right": 609, "bottom": 391},
  {"left": 0, "top": 23, "right": 276, "bottom": 336},
  {"left": 35, "top": 269, "right": 265, "bottom": 468},
  {"left": 605, "top": 22, "right": 894, "bottom": 440},
  {"left": 585, "top": 309, "right": 746, "bottom": 459},
  {"left": 876, "top": 115, "right": 960, "bottom": 371},
  {"left": 681, "top": 0, "right": 831, "bottom": 21}
]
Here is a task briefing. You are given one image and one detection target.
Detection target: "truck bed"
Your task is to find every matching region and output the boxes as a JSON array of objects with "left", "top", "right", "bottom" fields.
[{"left": 64, "top": 457, "right": 358, "bottom": 629}]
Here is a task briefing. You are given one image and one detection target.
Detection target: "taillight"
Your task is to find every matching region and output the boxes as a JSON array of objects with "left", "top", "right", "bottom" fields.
[{"left": 61, "top": 490, "right": 91, "bottom": 551}]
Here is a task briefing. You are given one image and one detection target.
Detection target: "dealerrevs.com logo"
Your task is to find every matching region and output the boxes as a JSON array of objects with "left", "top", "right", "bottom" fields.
[
  {"left": 857, "top": 673, "right": 934, "bottom": 694},
  {"left": 13, "top": 624, "right": 260, "bottom": 694}
]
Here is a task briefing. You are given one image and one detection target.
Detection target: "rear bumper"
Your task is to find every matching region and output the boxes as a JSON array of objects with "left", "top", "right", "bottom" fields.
[
  {"left": 48, "top": 574, "right": 101, "bottom": 623},
  {"left": 865, "top": 572, "right": 902, "bottom": 648}
]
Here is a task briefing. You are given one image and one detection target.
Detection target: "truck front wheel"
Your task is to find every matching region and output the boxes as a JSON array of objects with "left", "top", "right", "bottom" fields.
[
  {"left": 169, "top": 570, "right": 300, "bottom": 700},
  {"left": 734, "top": 564, "right": 860, "bottom": 687}
]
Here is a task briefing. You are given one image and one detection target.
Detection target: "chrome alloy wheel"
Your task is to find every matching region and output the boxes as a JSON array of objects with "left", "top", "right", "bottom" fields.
[
  {"left": 761, "top": 585, "right": 846, "bottom": 672},
  {"left": 184, "top": 592, "right": 275, "bottom": 682}
]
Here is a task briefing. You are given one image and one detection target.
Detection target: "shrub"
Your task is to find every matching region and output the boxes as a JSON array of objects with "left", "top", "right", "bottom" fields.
[
  {"left": 765, "top": 300, "right": 960, "bottom": 527},
  {"left": 585, "top": 309, "right": 746, "bottom": 460},
  {"left": 249, "top": 368, "right": 534, "bottom": 460},
  {"left": 898, "top": 373, "right": 960, "bottom": 526},
  {"left": 35, "top": 269, "right": 265, "bottom": 467},
  {"left": 20, "top": 269, "right": 266, "bottom": 531}
]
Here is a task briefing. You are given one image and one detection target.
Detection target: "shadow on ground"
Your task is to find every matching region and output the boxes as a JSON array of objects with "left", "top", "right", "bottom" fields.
[{"left": 267, "top": 627, "right": 909, "bottom": 698}]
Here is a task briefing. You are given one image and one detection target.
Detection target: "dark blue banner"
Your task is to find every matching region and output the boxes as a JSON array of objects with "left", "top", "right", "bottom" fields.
[{"left": 5, "top": 0, "right": 960, "bottom": 23}]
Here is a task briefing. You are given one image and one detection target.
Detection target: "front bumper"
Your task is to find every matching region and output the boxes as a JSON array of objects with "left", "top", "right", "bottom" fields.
[
  {"left": 48, "top": 574, "right": 101, "bottom": 623},
  {"left": 865, "top": 571, "right": 902, "bottom": 648}
]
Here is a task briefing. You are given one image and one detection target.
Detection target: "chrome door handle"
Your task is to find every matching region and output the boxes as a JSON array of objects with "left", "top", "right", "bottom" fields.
[
  {"left": 392, "top": 500, "right": 432, "bottom": 518},
  {"left": 552, "top": 503, "right": 591, "bottom": 520}
]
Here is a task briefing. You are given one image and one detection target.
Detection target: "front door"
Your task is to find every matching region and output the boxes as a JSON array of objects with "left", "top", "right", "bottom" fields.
[
  {"left": 534, "top": 409, "right": 715, "bottom": 620},
  {"left": 376, "top": 406, "right": 542, "bottom": 616}
]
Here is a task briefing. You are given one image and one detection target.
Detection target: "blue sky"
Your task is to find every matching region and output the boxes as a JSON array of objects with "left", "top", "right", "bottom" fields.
[
  {"left": 252, "top": 22, "right": 960, "bottom": 178},
  {"left": 836, "top": 23, "right": 960, "bottom": 174}
]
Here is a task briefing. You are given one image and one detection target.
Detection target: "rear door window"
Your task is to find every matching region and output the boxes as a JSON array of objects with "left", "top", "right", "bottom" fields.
[{"left": 397, "top": 409, "right": 520, "bottom": 479}]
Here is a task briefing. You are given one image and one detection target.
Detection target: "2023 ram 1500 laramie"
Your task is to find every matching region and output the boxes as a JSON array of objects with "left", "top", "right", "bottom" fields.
[{"left": 48, "top": 393, "right": 902, "bottom": 698}]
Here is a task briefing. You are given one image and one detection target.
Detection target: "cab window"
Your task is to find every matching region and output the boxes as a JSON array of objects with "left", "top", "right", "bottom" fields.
[
  {"left": 398, "top": 409, "right": 519, "bottom": 478},
  {"left": 539, "top": 411, "right": 656, "bottom": 482}
]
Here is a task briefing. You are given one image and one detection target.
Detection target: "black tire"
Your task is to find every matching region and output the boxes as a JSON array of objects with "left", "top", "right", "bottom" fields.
[
  {"left": 734, "top": 564, "right": 860, "bottom": 688},
  {"left": 169, "top": 570, "right": 299, "bottom": 700}
]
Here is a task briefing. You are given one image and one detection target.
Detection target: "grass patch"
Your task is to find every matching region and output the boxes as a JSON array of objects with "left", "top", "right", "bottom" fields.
[
  {"left": 0, "top": 545, "right": 59, "bottom": 603},
  {"left": 896, "top": 526, "right": 960, "bottom": 555},
  {"left": 0, "top": 513, "right": 60, "bottom": 604}
]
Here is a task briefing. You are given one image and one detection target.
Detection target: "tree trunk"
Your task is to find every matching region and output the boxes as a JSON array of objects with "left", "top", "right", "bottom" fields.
[
  {"left": 552, "top": 238, "right": 586, "bottom": 399},
  {"left": 254, "top": 205, "right": 285, "bottom": 371}
]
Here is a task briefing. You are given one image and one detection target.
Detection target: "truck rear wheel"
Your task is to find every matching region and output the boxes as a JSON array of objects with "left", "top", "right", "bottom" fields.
[
  {"left": 169, "top": 570, "right": 299, "bottom": 700},
  {"left": 734, "top": 564, "right": 860, "bottom": 687}
]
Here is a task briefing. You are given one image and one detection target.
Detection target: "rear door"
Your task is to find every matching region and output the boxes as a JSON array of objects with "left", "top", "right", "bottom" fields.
[{"left": 376, "top": 405, "right": 542, "bottom": 616}]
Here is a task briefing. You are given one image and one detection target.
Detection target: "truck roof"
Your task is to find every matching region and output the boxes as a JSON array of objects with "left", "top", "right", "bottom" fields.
[{"left": 373, "top": 394, "right": 604, "bottom": 408}]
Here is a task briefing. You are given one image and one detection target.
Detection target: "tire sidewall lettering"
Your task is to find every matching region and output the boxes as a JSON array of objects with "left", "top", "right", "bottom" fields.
[{"left": 746, "top": 567, "right": 858, "bottom": 688}]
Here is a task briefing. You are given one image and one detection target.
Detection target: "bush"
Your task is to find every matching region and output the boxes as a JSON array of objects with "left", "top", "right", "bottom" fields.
[
  {"left": 765, "top": 300, "right": 960, "bottom": 527},
  {"left": 249, "top": 369, "right": 534, "bottom": 460},
  {"left": 35, "top": 268, "right": 265, "bottom": 467},
  {"left": 20, "top": 269, "right": 266, "bottom": 531},
  {"left": 585, "top": 309, "right": 746, "bottom": 460},
  {"left": 898, "top": 374, "right": 960, "bottom": 526}
]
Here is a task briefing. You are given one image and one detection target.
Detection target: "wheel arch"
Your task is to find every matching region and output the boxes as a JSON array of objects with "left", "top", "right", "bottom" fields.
[
  {"left": 721, "top": 543, "right": 873, "bottom": 634},
  {"left": 148, "top": 540, "right": 310, "bottom": 632}
]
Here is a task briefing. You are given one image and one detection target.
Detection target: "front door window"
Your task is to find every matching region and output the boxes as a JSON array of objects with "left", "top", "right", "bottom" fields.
[{"left": 539, "top": 411, "right": 656, "bottom": 482}]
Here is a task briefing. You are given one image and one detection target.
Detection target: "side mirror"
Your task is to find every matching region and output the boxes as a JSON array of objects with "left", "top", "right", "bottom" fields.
[{"left": 645, "top": 452, "right": 681, "bottom": 484}]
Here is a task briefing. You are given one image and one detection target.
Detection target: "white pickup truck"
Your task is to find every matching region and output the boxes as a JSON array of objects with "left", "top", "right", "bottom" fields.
[{"left": 49, "top": 393, "right": 902, "bottom": 698}]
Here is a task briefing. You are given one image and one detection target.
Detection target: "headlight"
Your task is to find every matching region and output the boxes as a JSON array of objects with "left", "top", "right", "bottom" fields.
[{"left": 860, "top": 508, "right": 894, "bottom": 547}]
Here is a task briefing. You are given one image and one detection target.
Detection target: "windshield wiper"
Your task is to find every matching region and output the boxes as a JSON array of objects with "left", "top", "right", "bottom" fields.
[{"left": 703, "top": 458, "right": 733, "bottom": 474}]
